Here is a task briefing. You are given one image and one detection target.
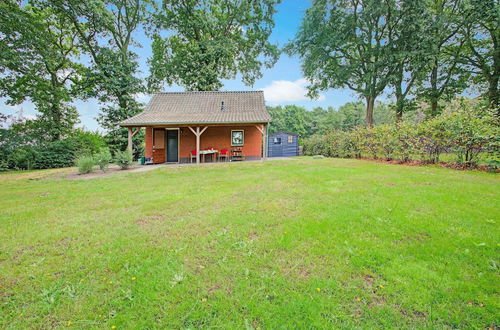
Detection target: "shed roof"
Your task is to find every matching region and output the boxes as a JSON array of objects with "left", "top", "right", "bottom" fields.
[
  {"left": 269, "top": 131, "right": 300, "bottom": 136},
  {"left": 119, "top": 91, "right": 270, "bottom": 126}
]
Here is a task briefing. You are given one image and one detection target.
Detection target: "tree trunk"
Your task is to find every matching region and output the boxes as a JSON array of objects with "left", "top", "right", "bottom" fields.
[
  {"left": 488, "top": 75, "right": 499, "bottom": 115},
  {"left": 365, "top": 95, "right": 375, "bottom": 128},
  {"left": 395, "top": 94, "right": 404, "bottom": 122},
  {"left": 430, "top": 59, "right": 439, "bottom": 116}
]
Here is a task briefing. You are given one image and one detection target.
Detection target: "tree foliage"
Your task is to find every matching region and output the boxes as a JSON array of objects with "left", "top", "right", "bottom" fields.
[
  {"left": 267, "top": 101, "right": 394, "bottom": 139},
  {"left": 459, "top": 0, "right": 500, "bottom": 110},
  {"left": 148, "top": 0, "right": 280, "bottom": 91},
  {"left": 287, "top": 0, "right": 400, "bottom": 127},
  {"left": 0, "top": 0, "right": 84, "bottom": 141},
  {"left": 49, "top": 0, "right": 151, "bottom": 154}
]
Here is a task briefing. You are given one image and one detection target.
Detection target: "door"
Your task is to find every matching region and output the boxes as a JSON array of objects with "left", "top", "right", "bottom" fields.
[
  {"left": 166, "top": 129, "right": 179, "bottom": 163},
  {"left": 271, "top": 136, "right": 283, "bottom": 157},
  {"left": 153, "top": 128, "right": 165, "bottom": 163}
]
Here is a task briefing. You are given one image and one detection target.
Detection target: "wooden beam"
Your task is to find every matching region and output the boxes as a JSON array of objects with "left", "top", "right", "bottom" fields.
[
  {"left": 255, "top": 124, "right": 264, "bottom": 134},
  {"left": 131, "top": 127, "right": 140, "bottom": 137}
]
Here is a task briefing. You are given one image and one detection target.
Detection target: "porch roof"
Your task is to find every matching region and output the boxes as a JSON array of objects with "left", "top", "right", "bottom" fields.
[{"left": 119, "top": 91, "right": 271, "bottom": 127}]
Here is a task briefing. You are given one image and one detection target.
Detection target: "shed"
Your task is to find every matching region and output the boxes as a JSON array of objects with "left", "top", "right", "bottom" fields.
[{"left": 267, "top": 131, "right": 299, "bottom": 157}]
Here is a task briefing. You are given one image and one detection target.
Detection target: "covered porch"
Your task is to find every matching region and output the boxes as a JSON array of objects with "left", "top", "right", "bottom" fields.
[{"left": 127, "top": 123, "right": 268, "bottom": 164}]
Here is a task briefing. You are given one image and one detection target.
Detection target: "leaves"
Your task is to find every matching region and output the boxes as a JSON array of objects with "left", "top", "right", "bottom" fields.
[{"left": 148, "top": 0, "right": 280, "bottom": 91}]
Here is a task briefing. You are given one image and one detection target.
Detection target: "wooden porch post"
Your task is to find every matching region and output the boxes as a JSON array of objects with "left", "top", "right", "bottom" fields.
[
  {"left": 188, "top": 126, "right": 208, "bottom": 164},
  {"left": 127, "top": 127, "right": 132, "bottom": 153},
  {"left": 195, "top": 127, "right": 200, "bottom": 164},
  {"left": 255, "top": 124, "right": 268, "bottom": 160},
  {"left": 127, "top": 127, "right": 141, "bottom": 154},
  {"left": 264, "top": 123, "right": 268, "bottom": 160}
]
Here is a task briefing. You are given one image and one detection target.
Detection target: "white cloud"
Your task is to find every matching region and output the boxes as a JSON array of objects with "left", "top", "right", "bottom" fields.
[{"left": 261, "top": 78, "right": 325, "bottom": 103}]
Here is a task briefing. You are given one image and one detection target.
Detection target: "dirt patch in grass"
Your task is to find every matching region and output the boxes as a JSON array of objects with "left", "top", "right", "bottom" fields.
[
  {"left": 136, "top": 215, "right": 167, "bottom": 227},
  {"left": 65, "top": 165, "right": 142, "bottom": 180},
  {"left": 393, "top": 232, "right": 431, "bottom": 245},
  {"left": 11, "top": 245, "right": 35, "bottom": 260}
]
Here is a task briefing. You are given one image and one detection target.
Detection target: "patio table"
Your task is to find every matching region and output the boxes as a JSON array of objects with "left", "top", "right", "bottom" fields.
[{"left": 199, "top": 149, "right": 218, "bottom": 163}]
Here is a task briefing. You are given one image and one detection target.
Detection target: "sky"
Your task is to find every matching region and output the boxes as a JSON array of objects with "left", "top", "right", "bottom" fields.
[{"left": 1, "top": 0, "right": 362, "bottom": 131}]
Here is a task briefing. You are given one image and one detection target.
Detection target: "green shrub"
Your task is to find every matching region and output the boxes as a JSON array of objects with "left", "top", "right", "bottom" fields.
[
  {"left": 95, "top": 149, "right": 112, "bottom": 172},
  {"left": 76, "top": 155, "right": 95, "bottom": 174},
  {"left": 302, "top": 100, "right": 498, "bottom": 169},
  {"left": 373, "top": 124, "right": 399, "bottom": 160},
  {"left": 443, "top": 103, "right": 498, "bottom": 166},
  {"left": 394, "top": 122, "right": 417, "bottom": 162},
  {"left": 114, "top": 150, "right": 133, "bottom": 170},
  {"left": 0, "top": 128, "right": 107, "bottom": 171}
]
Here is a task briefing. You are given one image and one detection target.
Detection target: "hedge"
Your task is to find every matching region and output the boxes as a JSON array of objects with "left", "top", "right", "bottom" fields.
[
  {"left": 0, "top": 130, "right": 106, "bottom": 171},
  {"left": 303, "top": 104, "right": 499, "bottom": 167}
]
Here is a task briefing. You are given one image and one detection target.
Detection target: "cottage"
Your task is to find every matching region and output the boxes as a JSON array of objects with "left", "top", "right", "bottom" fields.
[
  {"left": 119, "top": 91, "right": 270, "bottom": 164},
  {"left": 267, "top": 131, "right": 299, "bottom": 157}
]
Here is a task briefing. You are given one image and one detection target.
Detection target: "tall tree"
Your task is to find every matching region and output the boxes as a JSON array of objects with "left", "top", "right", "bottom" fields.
[
  {"left": 148, "top": 0, "right": 280, "bottom": 91},
  {"left": 416, "top": 0, "right": 468, "bottom": 116},
  {"left": 49, "top": 0, "right": 151, "bottom": 154},
  {"left": 287, "top": 0, "right": 400, "bottom": 127},
  {"left": 459, "top": 0, "right": 499, "bottom": 111},
  {"left": 0, "top": 1, "right": 83, "bottom": 141},
  {"left": 389, "top": 0, "right": 431, "bottom": 120}
]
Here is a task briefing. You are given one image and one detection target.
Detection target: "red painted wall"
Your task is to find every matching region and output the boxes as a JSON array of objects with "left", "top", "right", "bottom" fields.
[{"left": 144, "top": 125, "right": 263, "bottom": 162}]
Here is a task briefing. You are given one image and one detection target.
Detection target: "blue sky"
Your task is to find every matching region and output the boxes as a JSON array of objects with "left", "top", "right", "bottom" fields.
[{"left": 1, "top": 0, "right": 361, "bottom": 131}]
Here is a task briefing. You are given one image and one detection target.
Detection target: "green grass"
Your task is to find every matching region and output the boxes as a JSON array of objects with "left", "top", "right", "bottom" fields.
[{"left": 1, "top": 158, "right": 499, "bottom": 328}]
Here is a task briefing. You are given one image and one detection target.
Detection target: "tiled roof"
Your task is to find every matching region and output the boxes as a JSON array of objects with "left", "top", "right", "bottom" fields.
[{"left": 119, "top": 91, "right": 270, "bottom": 126}]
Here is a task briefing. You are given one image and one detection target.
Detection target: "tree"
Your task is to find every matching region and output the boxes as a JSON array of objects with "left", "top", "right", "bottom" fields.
[
  {"left": 267, "top": 105, "right": 310, "bottom": 136},
  {"left": 148, "top": 0, "right": 280, "bottom": 91},
  {"left": 49, "top": 0, "right": 151, "bottom": 154},
  {"left": 0, "top": 1, "right": 83, "bottom": 141},
  {"left": 389, "top": 0, "right": 431, "bottom": 120},
  {"left": 459, "top": 0, "right": 499, "bottom": 111},
  {"left": 416, "top": 0, "right": 468, "bottom": 116},
  {"left": 287, "top": 0, "right": 399, "bottom": 127}
]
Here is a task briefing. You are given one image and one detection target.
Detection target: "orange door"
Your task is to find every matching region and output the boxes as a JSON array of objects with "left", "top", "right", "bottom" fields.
[{"left": 152, "top": 129, "right": 166, "bottom": 163}]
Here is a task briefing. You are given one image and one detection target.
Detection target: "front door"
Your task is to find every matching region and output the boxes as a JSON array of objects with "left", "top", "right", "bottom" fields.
[
  {"left": 166, "top": 129, "right": 179, "bottom": 162},
  {"left": 153, "top": 128, "right": 165, "bottom": 163}
]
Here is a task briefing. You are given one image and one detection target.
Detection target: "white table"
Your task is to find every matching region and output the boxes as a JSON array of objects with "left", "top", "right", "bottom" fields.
[{"left": 199, "top": 149, "right": 218, "bottom": 163}]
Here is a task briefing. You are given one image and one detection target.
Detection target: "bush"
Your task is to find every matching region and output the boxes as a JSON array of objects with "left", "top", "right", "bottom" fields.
[
  {"left": 95, "top": 148, "right": 112, "bottom": 172},
  {"left": 114, "top": 149, "right": 133, "bottom": 170},
  {"left": 76, "top": 155, "right": 95, "bottom": 174},
  {"left": 302, "top": 100, "right": 499, "bottom": 170},
  {"left": 0, "top": 128, "right": 107, "bottom": 171}
]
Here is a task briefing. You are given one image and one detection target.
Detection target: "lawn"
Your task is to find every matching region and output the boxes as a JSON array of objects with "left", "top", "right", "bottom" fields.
[{"left": 1, "top": 158, "right": 498, "bottom": 328}]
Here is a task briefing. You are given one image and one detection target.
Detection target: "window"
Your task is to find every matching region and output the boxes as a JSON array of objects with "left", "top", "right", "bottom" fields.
[
  {"left": 231, "top": 130, "right": 244, "bottom": 146},
  {"left": 288, "top": 135, "right": 293, "bottom": 143},
  {"left": 273, "top": 137, "right": 281, "bottom": 144}
]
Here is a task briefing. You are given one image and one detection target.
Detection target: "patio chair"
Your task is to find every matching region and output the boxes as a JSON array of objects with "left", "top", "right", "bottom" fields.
[
  {"left": 190, "top": 150, "right": 197, "bottom": 163},
  {"left": 218, "top": 148, "right": 229, "bottom": 162}
]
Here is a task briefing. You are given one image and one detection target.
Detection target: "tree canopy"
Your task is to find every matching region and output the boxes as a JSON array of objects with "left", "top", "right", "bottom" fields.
[
  {"left": 0, "top": 0, "right": 84, "bottom": 141},
  {"left": 148, "top": 0, "right": 280, "bottom": 91}
]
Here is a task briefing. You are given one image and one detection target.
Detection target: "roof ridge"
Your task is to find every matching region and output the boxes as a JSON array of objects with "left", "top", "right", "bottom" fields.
[{"left": 155, "top": 90, "right": 263, "bottom": 95}]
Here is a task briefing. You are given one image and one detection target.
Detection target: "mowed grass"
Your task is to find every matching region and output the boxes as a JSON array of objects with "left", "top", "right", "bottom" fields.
[{"left": 1, "top": 158, "right": 499, "bottom": 329}]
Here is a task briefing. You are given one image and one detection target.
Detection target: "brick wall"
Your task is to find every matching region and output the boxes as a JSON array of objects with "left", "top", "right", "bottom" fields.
[{"left": 145, "top": 125, "right": 263, "bottom": 163}]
